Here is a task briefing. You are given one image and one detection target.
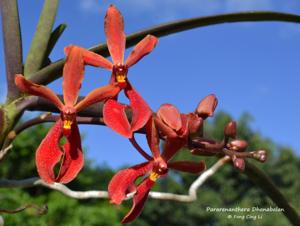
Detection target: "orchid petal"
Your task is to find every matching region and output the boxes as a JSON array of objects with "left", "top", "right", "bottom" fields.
[
  {"left": 122, "top": 178, "right": 155, "bottom": 224},
  {"left": 56, "top": 122, "right": 84, "bottom": 183},
  {"left": 125, "top": 83, "right": 152, "bottom": 134},
  {"left": 179, "top": 114, "right": 189, "bottom": 137},
  {"left": 15, "top": 74, "right": 63, "bottom": 110},
  {"left": 186, "top": 113, "right": 203, "bottom": 135},
  {"left": 35, "top": 119, "right": 64, "bottom": 184},
  {"left": 125, "top": 35, "right": 158, "bottom": 67},
  {"left": 108, "top": 162, "right": 152, "bottom": 205},
  {"left": 161, "top": 138, "right": 186, "bottom": 161},
  {"left": 75, "top": 83, "right": 120, "bottom": 112},
  {"left": 168, "top": 160, "right": 206, "bottom": 174},
  {"left": 196, "top": 94, "right": 218, "bottom": 118},
  {"left": 63, "top": 46, "right": 85, "bottom": 106},
  {"left": 154, "top": 116, "right": 178, "bottom": 138},
  {"left": 157, "top": 104, "right": 182, "bottom": 132},
  {"left": 103, "top": 99, "right": 131, "bottom": 138},
  {"left": 105, "top": 5, "right": 125, "bottom": 64},
  {"left": 65, "top": 45, "right": 113, "bottom": 70},
  {"left": 145, "top": 116, "right": 160, "bottom": 158}
]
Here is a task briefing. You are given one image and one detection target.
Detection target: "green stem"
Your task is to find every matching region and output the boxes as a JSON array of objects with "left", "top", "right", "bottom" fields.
[
  {"left": 0, "top": 0, "right": 23, "bottom": 101},
  {"left": 24, "top": 0, "right": 59, "bottom": 77},
  {"left": 244, "top": 162, "right": 300, "bottom": 226}
]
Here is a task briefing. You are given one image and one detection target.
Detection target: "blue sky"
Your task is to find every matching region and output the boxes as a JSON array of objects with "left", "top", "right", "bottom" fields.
[{"left": 1, "top": 0, "right": 300, "bottom": 168}]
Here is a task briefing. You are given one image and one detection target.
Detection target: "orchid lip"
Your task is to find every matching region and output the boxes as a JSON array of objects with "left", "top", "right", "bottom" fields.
[
  {"left": 149, "top": 172, "right": 160, "bottom": 182},
  {"left": 113, "top": 64, "right": 128, "bottom": 84},
  {"left": 62, "top": 113, "right": 76, "bottom": 130},
  {"left": 63, "top": 120, "right": 73, "bottom": 129},
  {"left": 116, "top": 74, "right": 126, "bottom": 83}
]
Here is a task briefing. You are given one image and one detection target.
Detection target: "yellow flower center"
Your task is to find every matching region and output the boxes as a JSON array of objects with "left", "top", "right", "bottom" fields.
[
  {"left": 149, "top": 172, "right": 160, "bottom": 182},
  {"left": 116, "top": 74, "right": 126, "bottom": 83},
  {"left": 63, "top": 114, "right": 74, "bottom": 129},
  {"left": 63, "top": 120, "right": 73, "bottom": 129}
]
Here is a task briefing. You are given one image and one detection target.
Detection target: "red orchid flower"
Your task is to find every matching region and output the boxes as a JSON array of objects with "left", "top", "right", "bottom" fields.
[
  {"left": 15, "top": 46, "right": 120, "bottom": 184},
  {"left": 77, "top": 5, "right": 158, "bottom": 138},
  {"left": 108, "top": 104, "right": 206, "bottom": 224}
]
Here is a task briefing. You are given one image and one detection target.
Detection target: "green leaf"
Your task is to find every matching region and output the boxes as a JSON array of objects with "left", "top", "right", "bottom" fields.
[
  {"left": 0, "top": 0, "right": 23, "bottom": 101},
  {"left": 42, "top": 23, "right": 67, "bottom": 67},
  {"left": 24, "top": 0, "right": 59, "bottom": 78}
]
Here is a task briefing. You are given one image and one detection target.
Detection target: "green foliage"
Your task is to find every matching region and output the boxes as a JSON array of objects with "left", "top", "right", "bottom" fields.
[{"left": 0, "top": 112, "right": 299, "bottom": 225}]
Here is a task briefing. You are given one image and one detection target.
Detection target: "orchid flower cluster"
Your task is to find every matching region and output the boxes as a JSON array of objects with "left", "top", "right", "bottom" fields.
[{"left": 14, "top": 5, "right": 267, "bottom": 224}]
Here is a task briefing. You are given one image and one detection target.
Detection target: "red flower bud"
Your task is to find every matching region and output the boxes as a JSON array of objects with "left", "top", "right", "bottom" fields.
[
  {"left": 233, "top": 158, "right": 245, "bottom": 171},
  {"left": 253, "top": 150, "right": 267, "bottom": 162},
  {"left": 195, "top": 94, "right": 218, "bottom": 119},
  {"left": 187, "top": 113, "right": 203, "bottom": 135},
  {"left": 227, "top": 140, "right": 248, "bottom": 152},
  {"left": 224, "top": 121, "right": 236, "bottom": 139}
]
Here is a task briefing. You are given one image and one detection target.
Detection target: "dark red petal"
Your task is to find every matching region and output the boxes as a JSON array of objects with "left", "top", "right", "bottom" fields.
[
  {"left": 145, "top": 116, "right": 161, "bottom": 158},
  {"left": 168, "top": 160, "right": 206, "bottom": 174},
  {"left": 157, "top": 104, "right": 182, "bottom": 132},
  {"left": 75, "top": 83, "right": 120, "bottom": 112},
  {"left": 161, "top": 138, "right": 186, "bottom": 161},
  {"left": 179, "top": 114, "right": 189, "bottom": 137},
  {"left": 63, "top": 46, "right": 85, "bottom": 106},
  {"left": 65, "top": 45, "right": 113, "bottom": 70},
  {"left": 36, "top": 120, "right": 64, "bottom": 184},
  {"left": 103, "top": 99, "right": 131, "bottom": 138},
  {"left": 122, "top": 178, "right": 155, "bottom": 224},
  {"left": 108, "top": 162, "right": 152, "bottom": 205},
  {"left": 154, "top": 116, "right": 178, "bottom": 138},
  {"left": 56, "top": 122, "right": 84, "bottom": 183},
  {"left": 196, "top": 94, "right": 218, "bottom": 118},
  {"left": 125, "top": 83, "right": 152, "bottom": 134},
  {"left": 186, "top": 113, "right": 203, "bottom": 135},
  {"left": 15, "top": 74, "right": 63, "bottom": 110},
  {"left": 105, "top": 5, "right": 125, "bottom": 64},
  {"left": 125, "top": 35, "right": 158, "bottom": 67}
]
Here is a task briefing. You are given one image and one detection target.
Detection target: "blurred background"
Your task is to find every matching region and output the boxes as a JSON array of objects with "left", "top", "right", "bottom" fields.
[{"left": 0, "top": 0, "right": 300, "bottom": 225}]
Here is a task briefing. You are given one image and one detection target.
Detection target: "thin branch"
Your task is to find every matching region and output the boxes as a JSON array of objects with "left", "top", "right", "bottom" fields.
[
  {"left": 0, "top": 144, "right": 13, "bottom": 162},
  {"left": 244, "top": 162, "right": 300, "bottom": 226},
  {"left": 26, "top": 96, "right": 106, "bottom": 118},
  {"left": 1, "top": 157, "right": 298, "bottom": 224},
  {"left": 4, "top": 113, "right": 146, "bottom": 149},
  {"left": 28, "top": 11, "right": 300, "bottom": 86},
  {"left": 0, "top": 204, "right": 47, "bottom": 215},
  {"left": 0, "top": 157, "right": 229, "bottom": 202},
  {"left": 0, "top": 0, "right": 23, "bottom": 100},
  {"left": 149, "top": 156, "right": 231, "bottom": 202},
  {"left": 8, "top": 114, "right": 146, "bottom": 139}
]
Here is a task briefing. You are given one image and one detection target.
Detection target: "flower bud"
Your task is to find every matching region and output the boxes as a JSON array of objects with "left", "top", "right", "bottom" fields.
[
  {"left": 187, "top": 113, "right": 203, "bottom": 135},
  {"left": 253, "top": 150, "right": 267, "bottom": 162},
  {"left": 227, "top": 139, "right": 248, "bottom": 152},
  {"left": 195, "top": 94, "right": 218, "bottom": 119},
  {"left": 233, "top": 158, "right": 245, "bottom": 171},
  {"left": 224, "top": 121, "right": 236, "bottom": 139}
]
